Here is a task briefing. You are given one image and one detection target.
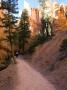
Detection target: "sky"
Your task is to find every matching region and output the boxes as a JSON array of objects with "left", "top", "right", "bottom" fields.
[
  {"left": 27, "top": 0, "right": 39, "bottom": 7},
  {"left": 18, "top": 0, "right": 39, "bottom": 16},
  {"left": 18, "top": 0, "right": 67, "bottom": 16},
  {"left": 58, "top": 0, "right": 67, "bottom": 5}
]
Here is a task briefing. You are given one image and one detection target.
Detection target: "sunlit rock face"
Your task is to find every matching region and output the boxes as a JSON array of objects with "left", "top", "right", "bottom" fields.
[
  {"left": 53, "top": 4, "right": 67, "bottom": 31},
  {"left": 0, "top": 9, "right": 8, "bottom": 62},
  {"left": 0, "top": 9, "right": 5, "bottom": 38},
  {"left": 0, "top": 0, "right": 1, "bottom": 7},
  {"left": 40, "top": 0, "right": 53, "bottom": 19},
  {"left": 52, "top": 2, "right": 60, "bottom": 19},
  {"left": 23, "top": 0, "right": 41, "bottom": 37},
  {"left": 44, "top": 0, "right": 53, "bottom": 17},
  {"left": 29, "top": 8, "right": 41, "bottom": 37}
]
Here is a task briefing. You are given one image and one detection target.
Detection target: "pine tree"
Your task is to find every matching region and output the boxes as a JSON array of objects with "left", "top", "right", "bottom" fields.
[
  {"left": 1, "top": 0, "right": 18, "bottom": 63},
  {"left": 38, "top": 0, "right": 53, "bottom": 37},
  {"left": 19, "top": 9, "right": 30, "bottom": 54}
]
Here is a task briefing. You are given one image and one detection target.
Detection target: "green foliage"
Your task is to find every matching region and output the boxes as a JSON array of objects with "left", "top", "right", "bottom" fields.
[
  {"left": 38, "top": 0, "right": 47, "bottom": 9},
  {"left": 0, "top": 55, "right": 11, "bottom": 71},
  {"left": 1, "top": 0, "right": 18, "bottom": 13},
  {"left": 58, "top": 39, "right": 67, "bottom": 60},
  {"left": 28, "top": 34, "right": 49, "bottom": 54},
  {"left": 38, "top": 0, "right": 53, "bottom": 37},
  {"left": 2, "top": 14, "right": 18, "bottom": 44},
  {"left": 41, "top": 17, "right": 52, "bottom": 37},
  {"left": 18, "top": 9, "right": 31, "bottom": 53},
  {"left": 60, "top": 39, "right": 67, "bottom": 52}
]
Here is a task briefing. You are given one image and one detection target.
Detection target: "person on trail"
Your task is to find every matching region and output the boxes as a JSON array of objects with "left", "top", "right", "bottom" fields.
[{"left": 15, "top": 50, "right": 19, "bottom": 57}]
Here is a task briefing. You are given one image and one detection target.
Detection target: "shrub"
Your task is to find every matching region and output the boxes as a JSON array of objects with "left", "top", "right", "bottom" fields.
[
  {"left": 60, "top": 39, "right": 67, "bottom": 52},
  {"left": 27, "top": 34, "right": 49, "bottom": 54}
]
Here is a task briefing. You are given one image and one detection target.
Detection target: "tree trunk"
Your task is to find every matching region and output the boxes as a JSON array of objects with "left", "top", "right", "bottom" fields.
[
  {"left": 46, "top": 27, "right": 49, "bottom": 37},
  {"left": 11, "top": 44, "right": 16, "bottom": 64},
  {"left": 9, "top": 27, "right": 16, "bottom": 64},
  {"left": 22, "top": 41, "right": 25, "bottom": 54}
]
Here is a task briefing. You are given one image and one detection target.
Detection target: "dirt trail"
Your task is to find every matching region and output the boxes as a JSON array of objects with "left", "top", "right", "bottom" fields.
[
  {"left": 0, "top": 59, "right": 56, "bottom": 90},
  {"left": 29, "top": 30, "right": 67, "bottom": 90},
  {"left": 0, "top": 31, "right": 67, "bottom": 90}
]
